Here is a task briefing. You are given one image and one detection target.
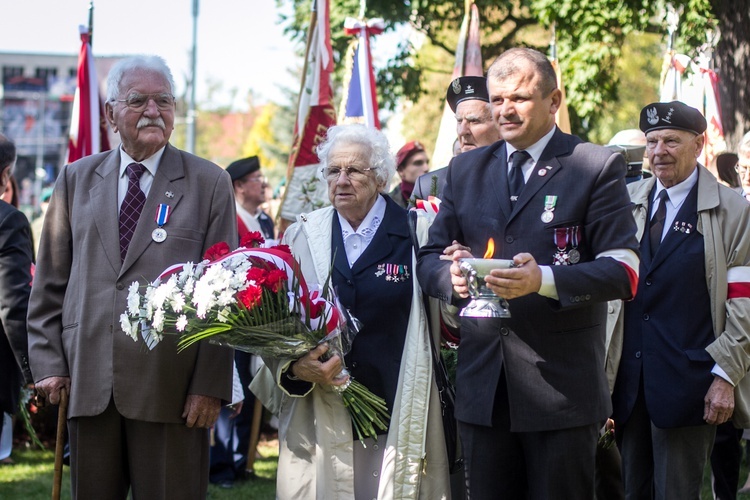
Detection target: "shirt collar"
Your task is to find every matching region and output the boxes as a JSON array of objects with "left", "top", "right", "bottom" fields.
[
  {"left": 118, "top": 145, "right": 166, "bottom": 179},
  {"left": 505, "top": 126, "right": 556, "bottom": 164},
  {"left": 654, "top": 165, "right": 698, "bottom": 206},
  {"left": 338, "top": 194, "right": 386, "bottom": 238}
]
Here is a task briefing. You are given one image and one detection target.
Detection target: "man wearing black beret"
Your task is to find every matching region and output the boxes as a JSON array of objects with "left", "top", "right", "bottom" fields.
[
  {"left": 226, "top": 156, "right": 274, "bottom": 242},
  {"left": 609, "top": 100, "right": 750, "bottom": 498}
]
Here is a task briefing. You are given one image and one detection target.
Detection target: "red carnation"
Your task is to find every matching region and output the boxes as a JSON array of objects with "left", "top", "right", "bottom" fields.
[
  {"left": 265, "top": 269, "right": 288, "bottom": 293},
  {"left": 237, "top": 285, "right": 262, "bottom": 308},
  {"left": 240, "top": 231, "right": 265, "bottom": 248},
  {"left": 246, "top": 267, "right": 268, "bottom": 285},
  {"left": 204, "top": 242, "right": 231, "bottom": 261}
]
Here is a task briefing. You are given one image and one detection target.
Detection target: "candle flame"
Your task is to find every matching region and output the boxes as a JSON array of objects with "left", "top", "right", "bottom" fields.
[{"left": 483, "top": 238, "right": 495, "bottom": 259}]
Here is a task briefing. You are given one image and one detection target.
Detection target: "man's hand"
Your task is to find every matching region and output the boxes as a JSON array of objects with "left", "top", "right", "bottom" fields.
[
  {"left": 35, "top": 376, "right": 70, "bottom": 406},
  {"left": 290, "top": 343, "right": 348, "bottom": 386},
  {"left": 182, "top": 395, "right": 222, "bottom": 428},
  {"left": 485, "top": 253, "right": 542, "bottom": 300},
  {"left": 441, "top": 240, "right": 471, "bottom": 261},
  {"left": 449, "top": 249, "right": 474, "bottom": 298},
  {"left": 704, "top": 376, "right": 734, "bottom": 425}
]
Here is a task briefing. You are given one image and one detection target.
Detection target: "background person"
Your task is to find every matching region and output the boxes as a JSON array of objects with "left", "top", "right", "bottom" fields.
[
  {"left": 0, "top": 134, "right": 33, "bottom": 466},
  {"left": 388, "top": 140, "right": 429, "bottom": 208},
  {"left": 27, "top": 55, "right": 236, "bottom": 500},
  {"left": 264, "top": 124, "right": 450, "bottom": 499}
]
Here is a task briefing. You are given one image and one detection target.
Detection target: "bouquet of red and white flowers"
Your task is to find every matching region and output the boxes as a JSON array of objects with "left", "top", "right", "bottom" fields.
[{"left": 121, "top": 232, "right": 389, "bottom": 442}]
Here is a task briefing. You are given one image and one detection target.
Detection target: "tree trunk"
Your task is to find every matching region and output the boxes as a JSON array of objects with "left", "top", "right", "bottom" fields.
[{"left": 711, "top": 0, "right": 750, "bottom": 150}]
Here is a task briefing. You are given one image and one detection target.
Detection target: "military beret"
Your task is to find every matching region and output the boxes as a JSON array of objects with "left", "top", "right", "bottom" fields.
[
  {"left": 446, "top": 76, "right": 489, "bottom": 112},
  {"left": 639, "top": 101, "right": 707, "bottom": 136},
  {"left": 226, "top": 156, "right": 260, "bottom": 182},
  {"left": 396, "top": 141, "right": 425, "bottom": 170}
]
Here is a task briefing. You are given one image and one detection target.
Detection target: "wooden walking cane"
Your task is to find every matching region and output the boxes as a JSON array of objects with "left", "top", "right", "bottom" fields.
[
  {"left": 52, "top": 387, "right": 68, "bottom": 500},
  {"left": 245, "top": 398, "right": 264, "bottom": 475}
]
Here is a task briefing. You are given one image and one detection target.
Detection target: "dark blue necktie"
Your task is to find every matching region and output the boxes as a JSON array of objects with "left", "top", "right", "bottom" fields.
[
  {"left": 649, "top": 190, "right": 669, "bottom": 256},
  {"left": 508, "top": 150, "right": 530, "bottom": 206}
]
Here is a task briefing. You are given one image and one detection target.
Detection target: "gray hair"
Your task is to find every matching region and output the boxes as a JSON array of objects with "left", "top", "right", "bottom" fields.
[
  {"left": 106, "top": 55, "right": 176, "bottom": 102},
  {"left": 487, "top": 47, "right": 558, "bottom": 97},
  {"left": 317, "top": 124, "right": 395, "bottom": 187},
  {"left": 0, "top": 133, "right": 16, "bottom": 174},
  {"left": 739, "top": 131, "right": 750, "bottom": 159}
]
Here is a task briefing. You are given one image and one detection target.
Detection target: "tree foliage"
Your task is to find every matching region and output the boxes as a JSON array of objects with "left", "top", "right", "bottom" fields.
[{"left": 279, "top": 0, "right": 748, "bottom": 146}]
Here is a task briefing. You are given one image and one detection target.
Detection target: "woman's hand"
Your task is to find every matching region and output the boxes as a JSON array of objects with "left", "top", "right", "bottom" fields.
[{"left": 290, "top": 343, "right": 349, "bottom": 386}]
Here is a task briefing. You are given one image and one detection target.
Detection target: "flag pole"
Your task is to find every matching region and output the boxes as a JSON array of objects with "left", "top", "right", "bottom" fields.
[
  {"left": 288, "top": 0, "right": 318, "bottom": 169},
  {"left": 88, "top": 2, "right": 94, "bottom": 43}
]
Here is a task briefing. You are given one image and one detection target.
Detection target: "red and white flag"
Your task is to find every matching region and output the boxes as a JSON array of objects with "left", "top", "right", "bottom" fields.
[
  {"left": 338, "top": 17, "right": 384, "bottom": 129},
  {"left": 68, "top": 25, "right": 109, "bottom": 163},
  {"left": 431, "top": 1, "right": 483, "bottom": 169},
  {"left": 278, "top": 0, "right": 337, "bottom": 226}
]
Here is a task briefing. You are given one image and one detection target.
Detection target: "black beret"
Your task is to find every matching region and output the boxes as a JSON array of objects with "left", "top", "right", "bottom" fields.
[
  {"left": 446, "top": 76, "right": 489, "bottom": 112},
  {"left": 639, "top": 101, "right": 707, "bottom": 136},
  {"left": 226, "top": 156, "right": 260, "bottom": 181}
]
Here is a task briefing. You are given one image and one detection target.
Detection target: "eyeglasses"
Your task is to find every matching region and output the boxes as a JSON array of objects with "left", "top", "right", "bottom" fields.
[
  {"left": 246, "top": 176, "right": 268, "bottom": 185},
  {"left": 115, "top": 92, "right": 175, "bottom": 111},
  {"left": 321, "top": 166, "right": 374, "bottom": 180},
  {"left": 736, "top": 164, "right": 750, "bottom": 175}
]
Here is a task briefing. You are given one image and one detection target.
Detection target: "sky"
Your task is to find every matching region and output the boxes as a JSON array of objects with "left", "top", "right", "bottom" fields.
[{"left": 0, "top": 0, "right": 302, "bottom": 109}]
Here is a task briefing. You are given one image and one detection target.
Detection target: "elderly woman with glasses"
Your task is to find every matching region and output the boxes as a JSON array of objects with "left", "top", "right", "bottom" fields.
[{"left": 260, "top": 124, "right": 450, "bottom": 499}]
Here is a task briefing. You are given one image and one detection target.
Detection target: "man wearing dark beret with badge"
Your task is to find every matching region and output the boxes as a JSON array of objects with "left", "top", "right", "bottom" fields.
[
  {"left": 418, "top": 47, "right": 640, "bottom": 499},
  {"left": 413, "top": 75, "right": 501, "bottom": 201},
  {"left": 608, "top": 100, "right": 750, "bottom": 498},
  {"left": 226, "top": 156, "right": 275, "bottom": 241}
]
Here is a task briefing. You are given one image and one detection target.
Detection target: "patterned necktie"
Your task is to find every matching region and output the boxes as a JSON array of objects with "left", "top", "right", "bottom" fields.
[
  {"left": 649, "top": 190, "right": 669, "bottom": 257},
  {"left": 119, "top": 163, "right": 147, "bottom": 261},
  {"left": 508, "top": 150, "right": 530, "bottom": 206}
]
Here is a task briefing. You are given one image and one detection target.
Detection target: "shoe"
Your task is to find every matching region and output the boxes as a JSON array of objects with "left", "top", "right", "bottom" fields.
[
  {"left": 739, "top": 485, "right": 750, "bottom": 495},
  {"left": 0, "top": 457, "right": 14, "bottom": 465},
  {"left": 238, "top": 469, "right": 256, "bottom": 481},
  {"left": 218, "top": 480, "right": 234, "bottom": 489}
]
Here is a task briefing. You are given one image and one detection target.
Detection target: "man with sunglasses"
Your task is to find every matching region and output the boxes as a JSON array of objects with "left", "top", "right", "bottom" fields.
[
  {"left": 28, "top": 55, "right": 236, "bottom": 499},
  {"left": 389, "top": 141, "right": 430, "bottom": 208}
]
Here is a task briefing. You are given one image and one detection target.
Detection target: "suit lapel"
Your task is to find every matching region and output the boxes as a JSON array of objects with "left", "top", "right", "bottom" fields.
[
  {"left": 510, "top": 130, "right": 570, "bottom": 221},
  {"left": 90, "top": 150, "right": 123, "bottom": 274},
  {"left": 330, "top": 213, "right": 354, "bottom": 281},
  {"left": 119, "top": 145, "right": 186, "bottom": 277},
  {"left": 648, "top": 182, "right": 699, "bottom": 271}
]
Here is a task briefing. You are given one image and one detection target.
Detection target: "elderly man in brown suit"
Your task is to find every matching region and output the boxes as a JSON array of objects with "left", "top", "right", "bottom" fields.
[{"left": 28, "top": 55, "right": 237, "bottom": 499}]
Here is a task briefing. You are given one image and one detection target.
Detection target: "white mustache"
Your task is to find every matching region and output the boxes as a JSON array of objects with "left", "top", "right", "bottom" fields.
[{"left": 136, "top": 117, "right": 166, "bottom": 130}]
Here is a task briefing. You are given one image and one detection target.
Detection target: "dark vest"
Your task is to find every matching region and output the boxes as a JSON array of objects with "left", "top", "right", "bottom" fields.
[
  {"left": 330, "top": 201, "right": 413, "bottom": 429},
  {"left": 614, "top": 181, "right": 714, "bottom": 428}
]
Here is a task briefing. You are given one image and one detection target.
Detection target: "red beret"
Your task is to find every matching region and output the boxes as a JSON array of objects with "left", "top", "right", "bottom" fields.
[{"left": 396, "top": 141, "right": 425, "bottom": 170}]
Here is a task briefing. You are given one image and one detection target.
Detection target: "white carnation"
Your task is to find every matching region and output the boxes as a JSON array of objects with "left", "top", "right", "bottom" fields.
[{"left": 175, "top": 314, "right": 188, "bottom": 332}]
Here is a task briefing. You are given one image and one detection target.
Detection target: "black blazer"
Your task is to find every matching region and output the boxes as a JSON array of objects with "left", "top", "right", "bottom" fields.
[
  {"left": 417, "top": 129, "right": 639, "bottom": 431},
  {"left": 0, "top": 201, "right": 33, "bottom": 414}
]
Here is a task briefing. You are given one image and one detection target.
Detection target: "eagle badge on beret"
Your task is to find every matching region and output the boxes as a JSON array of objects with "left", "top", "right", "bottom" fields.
[{"left": 452, "top": 78, "right": 461, "bottom": 95}]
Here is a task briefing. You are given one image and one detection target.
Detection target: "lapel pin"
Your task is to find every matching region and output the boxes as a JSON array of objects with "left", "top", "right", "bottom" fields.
[
  {"left": 538, "top": 169, "right": 548, "bottom": 177},
  {"left": 165, "top": 191, "right": 175, "bottom": 198}
]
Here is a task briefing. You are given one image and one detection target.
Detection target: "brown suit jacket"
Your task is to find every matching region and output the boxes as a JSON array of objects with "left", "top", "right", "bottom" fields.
[{"left": 28, "top": 144, "right": 237, "bottom": 422}]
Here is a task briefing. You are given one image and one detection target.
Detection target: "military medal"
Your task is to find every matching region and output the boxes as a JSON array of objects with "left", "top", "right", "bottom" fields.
[
  {"left": 553, "top": 228, "right": 570, "bottom": 265},
  {"left": 541, "top": 195, "right": 557, "bottom": 223},
  {"left": 568, "top": 226, "right": 581, "bottom": 264},
  {"left": 152, "top": 203, "right": 170, "bottom": 243}
]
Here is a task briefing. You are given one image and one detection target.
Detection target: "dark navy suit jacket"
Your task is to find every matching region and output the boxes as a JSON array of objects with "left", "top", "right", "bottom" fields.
[
  {"left": 417, "top": 129, "right": 639, "bottom": 432},
  {"left": 0, "top": 201, "right": 33, "bottom": 415}
]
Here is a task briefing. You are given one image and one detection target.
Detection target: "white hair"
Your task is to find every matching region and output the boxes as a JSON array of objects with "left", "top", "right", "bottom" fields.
[
  {"left": 105, "top": 55, "right": 176, "bottom": 102},
  {"left": 317, "top": 124, "right": 396, "bottom": 186},
  {"left": 739, "top": 131, "right": 750, "bottom": 159}
]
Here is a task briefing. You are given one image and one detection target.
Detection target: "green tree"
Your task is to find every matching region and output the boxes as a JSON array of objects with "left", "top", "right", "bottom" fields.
[{"left": 279, "top": 0, "right": 749, "bottom": 146}]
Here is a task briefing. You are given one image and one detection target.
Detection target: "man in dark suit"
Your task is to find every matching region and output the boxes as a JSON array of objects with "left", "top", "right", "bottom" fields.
[
  {"left": 413, "top": 75, "right": 501, "bottom": 201},
  {"left": 226, "top": 156, "right": 275, "bottom": 241},
  {"left": 28, "top": 56, "right": 236, "bottom": 500},
  {"left": 417, "top": 47, "right": 640, "bottom": 499},
  {"left": 609, "top": 101, "right": 750, "bottom": 498},
  {"left": 0, "top": 134, "right": 33, "bottom": 455}
]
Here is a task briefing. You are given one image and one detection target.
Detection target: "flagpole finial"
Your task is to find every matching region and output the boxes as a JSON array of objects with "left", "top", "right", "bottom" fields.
[
  {"left": 359, "top": 0, "right": 366, "bottom": 19},
  {"left": 88, "top": 1, "right": 94, "bottom": 45}
]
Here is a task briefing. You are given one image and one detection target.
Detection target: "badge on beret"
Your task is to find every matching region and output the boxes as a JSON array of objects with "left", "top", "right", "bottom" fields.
[{"left": 452, "top": 79, "right": 461, "bottom": 95}]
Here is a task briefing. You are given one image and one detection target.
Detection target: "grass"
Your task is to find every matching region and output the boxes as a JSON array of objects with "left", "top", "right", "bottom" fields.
[
  {"left": 0, "top": 440, "right": 278, "bottom": 500},
  {"left": 3, "top": 437, "right": 750, "bottom": 499}
]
